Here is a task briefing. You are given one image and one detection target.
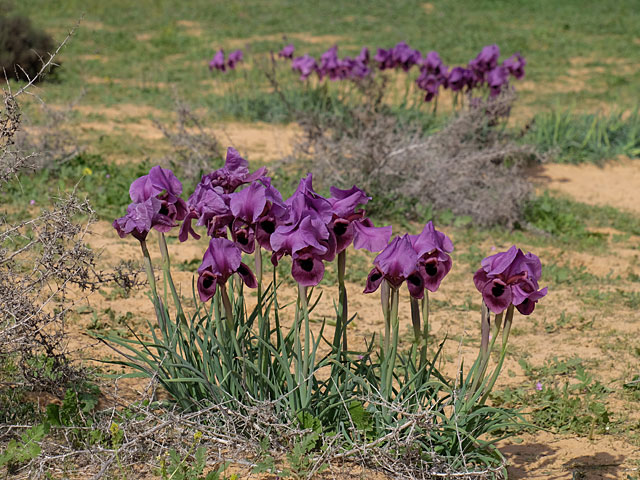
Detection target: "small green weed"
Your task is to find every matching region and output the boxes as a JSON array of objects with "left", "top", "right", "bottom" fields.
[
  {"left": 492, "top": 357, "right": 612, "bottom": 436},
  {"left": 525, "top": 107, "right": 640, "bottom": 165}
]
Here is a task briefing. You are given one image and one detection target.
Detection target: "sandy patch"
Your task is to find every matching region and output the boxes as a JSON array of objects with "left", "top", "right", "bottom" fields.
[
  {"left": 209, "top": 121, "right": 300, "bottom": 162},
  {"left": 176, "top": 19, "right": 204, "bottom": 37},
  {"left": 534, "top": 157, "right": 640, "bottom": 214},
  {"left": 226, "top": 33, "right": 348, "bottom": 49}
]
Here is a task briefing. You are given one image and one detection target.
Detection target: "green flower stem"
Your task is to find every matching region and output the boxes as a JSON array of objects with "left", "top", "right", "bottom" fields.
[
  {"left": 139, "top": 239, "right": 158, "bottom": 300},
  {"left": 419, "top": 292, "right": 430, "bottom": 368},
  {"left": 157, "top": 232, "right": 185, "bottom": 324},
  {"left": 218, "top": 283, "right": 234, "bottom": 332},
  {"left": 477, "top": 311, "right": 503, "bottom": 386},
  {"left": 255, "top": 240, "right": 263, "bottom": 298},
  {"left": 410, "top": 296, "right": 421, "bottom": 343},
  {"left": 480, "top": 304, "right": 514, "bottom": 404},
  {"left": 381, "top": 280, "right": 391, "bottom": 354},
  {"left": 298, "top": 283, "right": 311, "bottom": 408},
  {"left": 337, "top": 250, "right": 348, "bottom": 352},
  {"left": 383, "top": 287, "right": 400, "bottom": 402}
]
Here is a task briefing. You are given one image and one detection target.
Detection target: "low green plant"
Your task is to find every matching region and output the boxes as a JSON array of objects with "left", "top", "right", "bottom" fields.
[
  {"left": 492, "top": 357, "right": 612, "bottom": 436},
  {"left": 525, "top": 107, "right": 640, "bottom": 164}
]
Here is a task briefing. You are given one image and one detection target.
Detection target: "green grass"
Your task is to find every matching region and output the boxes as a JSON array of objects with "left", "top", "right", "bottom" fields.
[
  {"left": 10, "top": 0, "right": 640, "bottom": 116},
  {"left": 524, "top": 108, "right": 640, "bottom": 164}
]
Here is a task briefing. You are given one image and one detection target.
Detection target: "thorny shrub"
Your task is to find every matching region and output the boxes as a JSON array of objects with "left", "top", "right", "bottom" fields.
[{"left": 0, "top": 64, "right": 142, "bottom": 402}]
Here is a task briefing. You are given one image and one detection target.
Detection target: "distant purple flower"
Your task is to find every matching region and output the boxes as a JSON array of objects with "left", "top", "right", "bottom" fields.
[
  {"left": 365, "top": 235, "right": 425, "bottom": 299},
  {"left": 391, "top": 42, "right": 422, "bottom": 71},
  {"left": 503, "top": 53, "right": 526, "bottom": 80},
  {"left": 416, "top": 70, "right": 442, "bottom": 101},
  {"left": 227, "top": 49, "right": 243, "bottom": 69},
  {"left": 421, "top": 51, "right": 446, "bottom": 76},
  {"left": 374, "top": 47, "right": 393, "bottom": 70},
  {"left": 473, "top": 245, "right": 548, "bottom": 315},
  {"left": 209, "top": 49, "right": 226, "bottom": 72},
  {"left": 487, "top": 65, "right": 509, "bottom": 96},
  {"left": 535, "top": 381, "right": 543, "bottom": 391},
  {"left": 279, "top": 43, "right": 295, "bottom": 59},
  {"left": 475, "top": 44, "right": 500, "bottom": 71},
  {"left": 318, "top": 45, "right": 344, "bottom": 80},
  {"left": 292, "top": 54, "right": 318, "bottom": 80},
  {"left": 105, "top": 174, "right": 111, "bottom": 179},
  {"left": 356, "top": 47, "right": 370, "bottom": 65},
  {"left": 409, "top": 221, "right": 454, "bottom": 293},
  {"left": 197, "top": 237, "right": 257, "bottom": 302},
  {"left": 29, "top": 199, "right": 36, "bottom": 205},
  {"left": 448, "top": 66, "right": 472, "bottom": 92}
]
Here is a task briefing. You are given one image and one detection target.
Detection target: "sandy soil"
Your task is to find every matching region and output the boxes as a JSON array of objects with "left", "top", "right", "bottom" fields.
[{"left": 535, "top": 156, "right": 640, "bottom": 214}]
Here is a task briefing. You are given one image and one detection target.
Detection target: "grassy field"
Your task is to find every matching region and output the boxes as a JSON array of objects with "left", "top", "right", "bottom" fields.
[{"left": 13, "top": 0, "right": 640, "bottom": 113}]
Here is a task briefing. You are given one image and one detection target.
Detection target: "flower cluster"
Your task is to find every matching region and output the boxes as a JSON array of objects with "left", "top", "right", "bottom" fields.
[
  {"left": 279, "top": 41, "right": 525, "bottom": 102},
  {"left": 116, "top": 148, "right": 392, "bottom": 301},
  {"left": 474, "top": 245, "right": 547, "bottom": 315},
  {"left": 289, "top": 45, "right": 372, "bottom": 81},
  {"left": 209, "top": 48, "right": 244, "bottom": 72},
  {"left": 364, "top": 221, "right": 453, "bottom": 298}
]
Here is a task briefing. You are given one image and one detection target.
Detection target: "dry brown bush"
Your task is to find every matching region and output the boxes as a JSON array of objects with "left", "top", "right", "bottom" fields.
[{"left": 295, "top": 89, "right": 542, "bottom": 227}]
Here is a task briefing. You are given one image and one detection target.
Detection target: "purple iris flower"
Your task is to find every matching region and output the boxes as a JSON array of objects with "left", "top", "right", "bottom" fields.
[
  {"left": 116, "top": 166, "right": 188, "bottom": 238},
  {"left": 318, "top": 45, "right": 345, "bottom": 80},
  {"left": 113, "top": 197, "right": 161, "bottom": 241},
  {"left": 209, "top": 49, "right": 226, "bottom": 72},
  {"left": 409, "top": 221, "right": 453, "bottom": 292},
  {"left": 487, "top": 65, "right": 509, "bottom": 96},
  {"left": 421, "top": 51, "right": 446, "bottom": 76},
  {"left": 197, "top": 237, "right": 257, "bottom": 302},
  {"left": 291, "top": 247, "right": 327, "bottom": 286},
  {"left": 503, "top": 53, "right": 526, "bottom": 80},
  {"left": 201, "top": 147, "right": 267, "bottom": 195},
  {"left": 473, "top": 245, "right": 548, "bottom": 315},
  {"left": 356, "top": 47, "right": 370, "bottom": 65},
  {"left": 448, "top": 66, "right": 472, "bottom": 92},
  {"left": 292, "top": 54, "right": 318, "bottom": 80},
  {"left": 228, "top": 179, "right": 287, "bottom": 252},
  {"left": 416, "top": 70, "right": 442, "bottom": 102},
  {"left": 476, "top": 44, "right": 500, "bottom": 71},
  {"left": 227, "top": 49, "right": 243, "bottom": 69},
  {"left": 328, "top": 185, "right": 391, "bottom": 253},
  {"left": 391, "top": 42, "right": 422, "bottom": 71},
  {"left": 374, "top": 47, "right": 394, "bottom": 70},
  {"left": 364, "top": 235, "right": 425, "bottom": 299},
  {"left": 279, "top": 43, "right": 295, "bottom": 59},
  {"left": 179, "top": 148, "right": 266, "bottom": 242}
]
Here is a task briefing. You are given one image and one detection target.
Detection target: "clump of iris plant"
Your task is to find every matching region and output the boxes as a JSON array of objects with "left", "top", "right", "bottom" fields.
[
  {"left": 364, "top": 222, "right": 453, "bottom": 398},
  {"left": 470, "top": 246, "right": 547, "bottom": 402},
  {"left": 113, "top": 152, "right": 546, "bottom": 414}
]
